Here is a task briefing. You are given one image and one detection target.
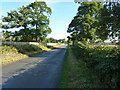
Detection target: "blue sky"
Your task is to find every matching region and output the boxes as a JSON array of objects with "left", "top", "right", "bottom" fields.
[{"left": 0, "top": 0, "right": 79, "bottom": 39}]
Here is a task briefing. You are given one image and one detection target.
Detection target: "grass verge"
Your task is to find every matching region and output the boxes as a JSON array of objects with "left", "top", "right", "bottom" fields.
[
  {"left": 60, "top": 46, "right": 102, "bottom": 88},
  {"left": 60, "top": 47, "right": 70, "bottom": 88}
]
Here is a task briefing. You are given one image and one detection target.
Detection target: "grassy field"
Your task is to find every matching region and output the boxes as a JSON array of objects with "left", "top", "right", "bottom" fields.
[{"left": 1, "top": 43, "right": 65, "bottom": 65}]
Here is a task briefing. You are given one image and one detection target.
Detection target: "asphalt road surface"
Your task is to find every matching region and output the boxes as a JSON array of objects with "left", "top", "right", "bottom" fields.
[{"left": 2, "top": 45, "right": 67, "bottom": 88}]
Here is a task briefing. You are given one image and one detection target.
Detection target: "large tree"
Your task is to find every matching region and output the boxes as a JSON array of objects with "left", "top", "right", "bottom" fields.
[
  {"left": 67, "top": 2, "right": 120, "bottom": 44},
  {"left": 96, "top": 2, "right": 120, "bottom": 42},
  {"left": 2, "top": 1, "right": 52, "bottom": 42},
  {"left": 67, "top": 2, "right": 103, "bottom": 44}
]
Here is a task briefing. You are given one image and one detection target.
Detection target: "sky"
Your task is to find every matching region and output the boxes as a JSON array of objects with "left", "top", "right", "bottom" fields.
[{"left": 0, "top": 0, "right": 79, "bottom": 39}]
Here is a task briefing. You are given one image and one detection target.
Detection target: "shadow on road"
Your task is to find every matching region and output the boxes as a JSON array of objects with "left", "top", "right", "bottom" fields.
[{"left": 2, "top": 46, "right": 66, "bottom": 88}]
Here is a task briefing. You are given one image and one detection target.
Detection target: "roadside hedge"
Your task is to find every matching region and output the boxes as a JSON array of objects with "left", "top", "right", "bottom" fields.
[
  {"left": 72, "top": 44, "right": 120, "bottom": 88},
  {"left": 1, "top": 44, "right": 42, "bottom": 54}
]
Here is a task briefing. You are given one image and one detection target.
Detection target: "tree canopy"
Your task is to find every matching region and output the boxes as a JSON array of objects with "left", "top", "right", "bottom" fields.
[
  {"left": 2, "top": 1, "right": 52, "bottom": 42},
  {"left": 67, "top": 2, "right": 120, "bottom": 45}
]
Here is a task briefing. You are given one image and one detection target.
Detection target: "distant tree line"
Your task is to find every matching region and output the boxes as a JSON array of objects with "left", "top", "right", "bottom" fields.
[
  {"left": 1, "top": 1, "right": 52, "bottom": 42},
  {"left": 67, "top": 2, "right": 120, "bottom": 45},
  {"left": 46, "top": 38, "right": 66, "bottom": 43}
]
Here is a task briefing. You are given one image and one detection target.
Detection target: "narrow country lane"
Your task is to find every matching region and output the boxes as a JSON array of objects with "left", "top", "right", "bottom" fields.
[{"left": 2, "top": 45, "right": 67, "bottom": 88}]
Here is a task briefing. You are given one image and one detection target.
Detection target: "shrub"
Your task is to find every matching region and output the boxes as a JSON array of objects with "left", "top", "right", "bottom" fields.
[
  {"left": 1, "top": 45, "right": 18, "bottom": 54},
  {"left": 72, "top": 43, "right": 120, "bottom": 88},
  {"left": 1, "top": 44, "right": 42, "bottom": 54}
]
